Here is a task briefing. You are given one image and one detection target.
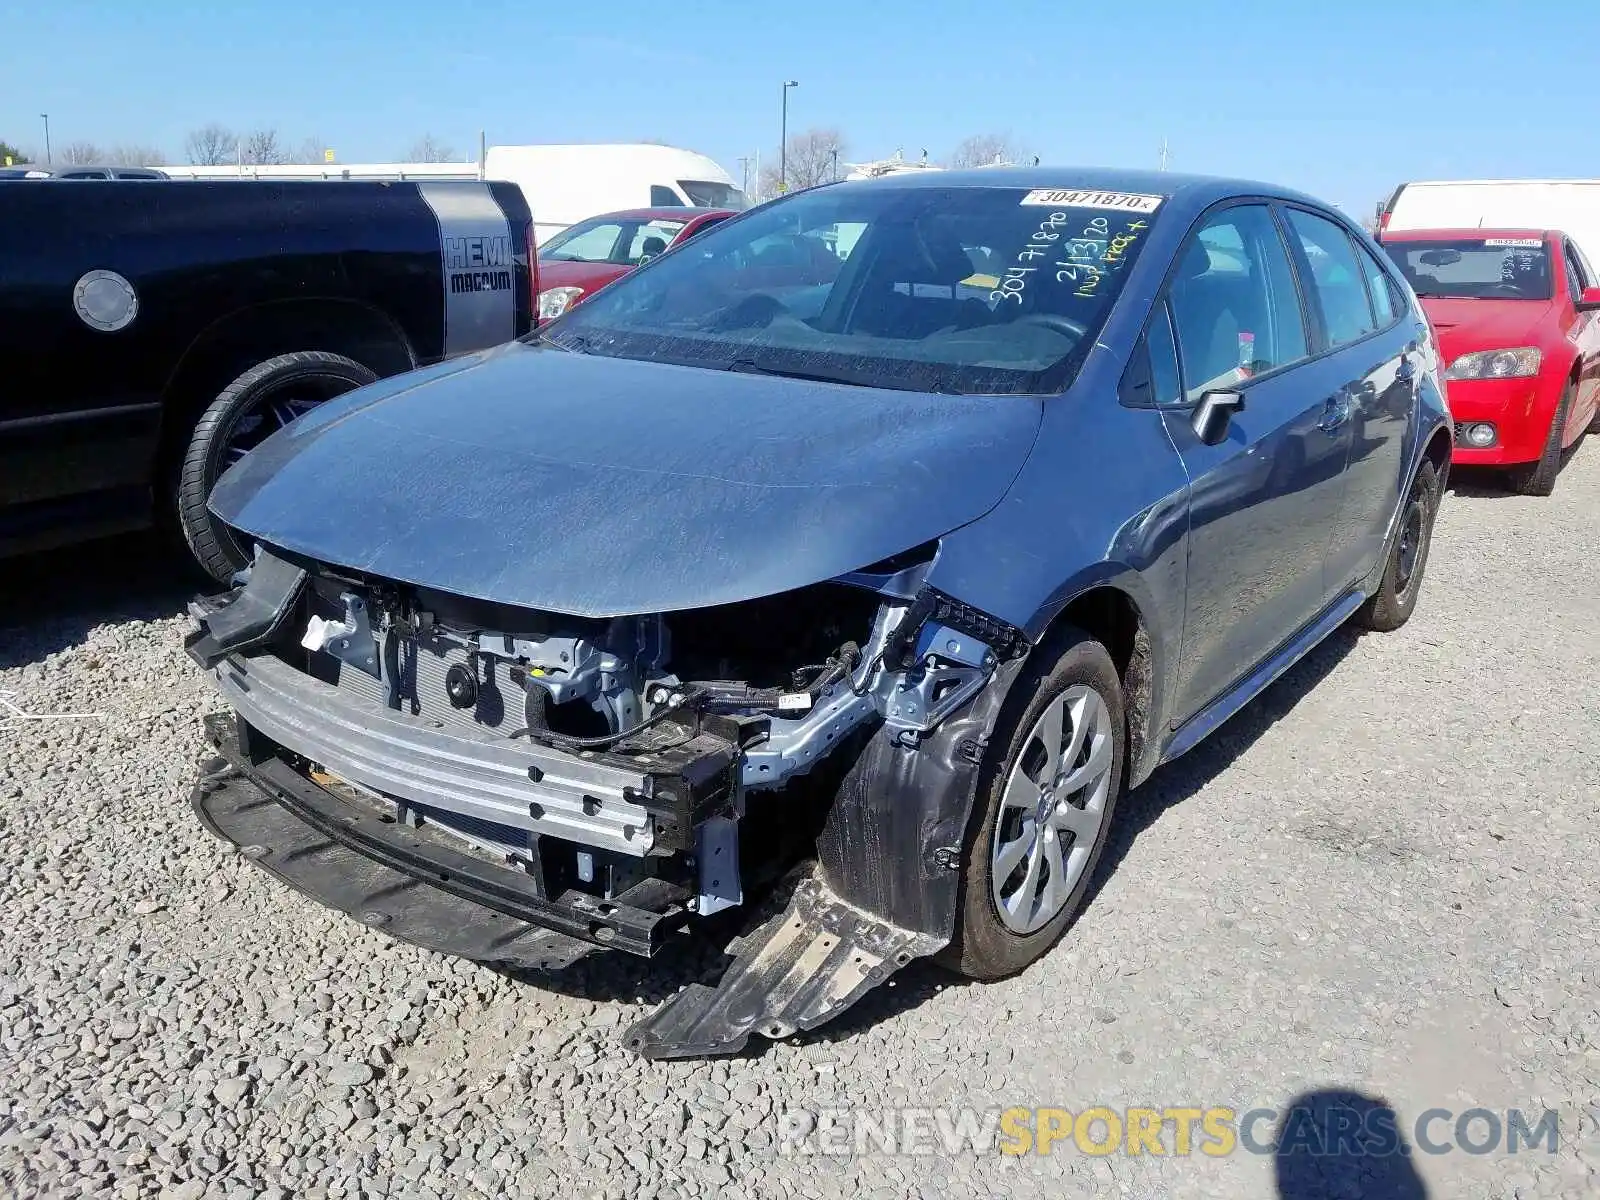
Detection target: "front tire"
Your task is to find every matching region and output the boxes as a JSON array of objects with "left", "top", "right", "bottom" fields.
[
  {"left": 1355, "top": 460, "right": 1439, "bottom": 633},
  {"left": 177, "top": 351, "right": 377, "bottom": 582},
  {"left": 1507, "top": 382, "right": 1574, "bottom": 497},
  {"left": 937, "top": 627, "right": 1125, "bottom": 980}
]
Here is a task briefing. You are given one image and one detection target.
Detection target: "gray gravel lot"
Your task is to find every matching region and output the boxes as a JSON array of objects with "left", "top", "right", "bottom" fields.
[{"left": 2, "top": 450, "right": 1598, "bottom": 1200}]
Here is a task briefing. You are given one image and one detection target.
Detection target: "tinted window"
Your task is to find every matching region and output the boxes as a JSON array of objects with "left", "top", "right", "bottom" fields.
[
  {"left": 649, "top": 185, "right": 685, "bottom": 207},
  {"left": 549, "top": 184, "right": 1164, "bottom": 396},
  {"left": 1147, "top": 303, "right": 1182, "bottom": 407},
  {"left": 1168, "top": 204, "right": 1307, "bottom": 400},
  {"left": 1381, "top": 237, "right": 1552, "bottom": 301},
  {"left": 625, "top": 220, "right": 686, "bottom": 264},
  {"left": 1573, "top": 243, "right": 1598, "bottom": 290},
  {"left": 1287, "top": 209, "right": 1376, "bottom": 347},
  {"left": 1563, "top": 242, "right": 1589, "bottom": 302},
  {"left": 1356, "top": 242, "right": 1398, "bottom": 327}
]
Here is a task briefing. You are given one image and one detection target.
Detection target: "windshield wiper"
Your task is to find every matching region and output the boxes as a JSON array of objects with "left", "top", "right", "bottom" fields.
[{"left": 724, "top": 358, "right": 871, "bottom": 387}]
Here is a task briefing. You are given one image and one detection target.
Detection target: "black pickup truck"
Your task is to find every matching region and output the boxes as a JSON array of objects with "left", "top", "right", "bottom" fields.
[{"left": 0, "top": 179, "right": 534, "bottom": 579}]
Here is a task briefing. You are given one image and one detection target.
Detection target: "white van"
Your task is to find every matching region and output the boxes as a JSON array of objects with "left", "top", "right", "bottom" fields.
[
  {"left": 1382, "top": 179, "right": 1600, "bottom": 262},
  {"left": 159, "top": 143, "right": 748, "bottom": 245}
]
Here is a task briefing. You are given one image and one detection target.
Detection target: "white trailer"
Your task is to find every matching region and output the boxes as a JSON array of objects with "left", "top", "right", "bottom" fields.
[
  {"left": 160, "top": 143, "right": 748, "bottom": 245},
  {"left": 1383, "top": 179, "right": 1600, "bottom": 263}
]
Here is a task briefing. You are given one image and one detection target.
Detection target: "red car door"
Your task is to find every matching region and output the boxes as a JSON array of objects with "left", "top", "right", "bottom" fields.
[{"left": 1559, "top": 237, "right": 1600, "bottom": 428}]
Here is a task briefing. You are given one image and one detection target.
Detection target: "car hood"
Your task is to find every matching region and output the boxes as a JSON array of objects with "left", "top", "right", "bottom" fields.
[
  {"left": 209, "top": 342, "right": 1043, "bottom": 616},
  {"left": 536, "top": 260, "right": 629, "bottom": 294},
  {"left": 1419, "top": 297, "right": 1556, "bottom": 361}
]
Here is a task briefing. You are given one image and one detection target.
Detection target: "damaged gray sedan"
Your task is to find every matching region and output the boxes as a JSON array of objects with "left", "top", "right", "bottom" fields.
[{"left": 187, "top": 168, "right": 1452, "bottom": 1058}]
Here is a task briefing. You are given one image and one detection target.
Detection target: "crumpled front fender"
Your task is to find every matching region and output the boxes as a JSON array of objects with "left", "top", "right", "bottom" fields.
[{"left": 816, "top": 654, "right": 1028, "bottom": 939}]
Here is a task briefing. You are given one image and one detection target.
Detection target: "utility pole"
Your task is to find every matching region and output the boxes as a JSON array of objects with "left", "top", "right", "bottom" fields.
[
  {"left": 830, "top": 147, "right": 839, "bottom": 182},
  {"left": 39, "top": 114, "right": 51, "bottom": 164},
  {"left": 737, "top": 155, "right": 751, "bottom": 197},
  {"left": 780, "top": 80, "right": 798, "bottom": 193},
  {"left": 1159, "top": 137, "right": 1171, "bottom": 171}
]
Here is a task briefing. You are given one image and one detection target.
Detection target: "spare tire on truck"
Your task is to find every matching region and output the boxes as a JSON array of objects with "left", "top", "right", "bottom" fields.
[{"left": 177, "top": 351, "right": 378, "bottom": 582}]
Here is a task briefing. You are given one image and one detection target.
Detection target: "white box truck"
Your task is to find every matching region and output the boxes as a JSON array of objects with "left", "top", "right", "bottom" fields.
[{"left": 1381, "top": 179, "right": 1600, "bottom": 261}]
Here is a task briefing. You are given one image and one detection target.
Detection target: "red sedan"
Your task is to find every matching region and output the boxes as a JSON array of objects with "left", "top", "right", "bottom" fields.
[
  {"left": 535, "top": 207, "right": 736, "bottom": 322},
  {"left": 1380, "top": 227, "right": 1600, "bottom": 494}
]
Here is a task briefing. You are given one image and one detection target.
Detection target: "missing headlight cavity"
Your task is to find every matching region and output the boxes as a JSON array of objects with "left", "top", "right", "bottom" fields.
[
  {"left": 276, "top": 568, "right": 1015, "bottom": 783},
  {"left": 196, "top": 550, "right": 1026, "bottom": 1056}
]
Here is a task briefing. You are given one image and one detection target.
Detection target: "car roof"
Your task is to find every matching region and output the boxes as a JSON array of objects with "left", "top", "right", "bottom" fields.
[
  {"left": 583, "top": 207, "right": 734, "bottom": 223},
  {"left": 837, "top": 165, "right": 1332, "bottom": 210},
  {"left": 1380, "top": 227, "right": 1555, "bottom": 242},
  {"left": 4, "top": 164, "right": 168, "bottom": 177}
]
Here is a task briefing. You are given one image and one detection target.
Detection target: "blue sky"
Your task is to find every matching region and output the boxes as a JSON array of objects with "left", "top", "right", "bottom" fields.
[{"left": 3, "top": 0, "right": 1597, "bottom": 213}]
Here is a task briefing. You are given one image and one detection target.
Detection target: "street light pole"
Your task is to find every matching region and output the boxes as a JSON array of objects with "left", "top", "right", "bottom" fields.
[
  {"left": 780, "top": 80, "right": 798, "bottom": 193},
  {"left": 830, "top": 147, "right": 839, "bottom": 182},
  {"left": 40, "top": 114, "right": 51, "bottom": 164}
]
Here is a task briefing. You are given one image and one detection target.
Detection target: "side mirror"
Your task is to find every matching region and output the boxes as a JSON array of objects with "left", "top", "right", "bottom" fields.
[
  {"left": 1191, "top": 389, "right": 1245, "bottom": 446},
  {"left": 1576, "top": 286, "right": 1600, "bottom": 313}
]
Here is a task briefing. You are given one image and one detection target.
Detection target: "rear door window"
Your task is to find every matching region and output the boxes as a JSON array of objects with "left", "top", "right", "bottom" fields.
[
  {"left": 649, "top": 185, "right": 685, "bottom": 207},
  {"left": 1285, "top": 209, "right": 1377, "bottom": 348},
  {"left": 1355, "top": 241, "right": 1399, "bottom": 327}
]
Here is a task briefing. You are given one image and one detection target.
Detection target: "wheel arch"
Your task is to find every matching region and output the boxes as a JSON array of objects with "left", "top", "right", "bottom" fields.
[
  {"left": 154, "top": 297, "right": 418, "bottom": 477},
  {"left": 1031, "top": 581, "right": 1163, "bottom": 788}
]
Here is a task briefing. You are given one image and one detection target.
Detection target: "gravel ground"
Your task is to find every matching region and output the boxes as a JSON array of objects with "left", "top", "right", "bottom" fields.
[{"left": 2, "top": 449, "right": 1598, "bottom": 1200}]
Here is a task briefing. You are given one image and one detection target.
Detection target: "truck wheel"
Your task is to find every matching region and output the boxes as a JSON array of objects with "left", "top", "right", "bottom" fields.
[
  {"left": 1354, "top": 460, "right": 1439, "bottom": 633},
  {"left": 1507, "top": 382, "right": 1574, "bottom": 497},
  {"left": 937, "top": 626, "right": 1125, "bottom": 981},
  {"left": 178, "top": 351, "right": 377, "bottom": 582}
]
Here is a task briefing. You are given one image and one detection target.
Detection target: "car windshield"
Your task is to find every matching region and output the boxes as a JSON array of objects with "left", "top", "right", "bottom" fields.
[
  {"left": 540, "top": 216, "right": 688, "bottom": 266},
  {"left": 544, "top": 184, "right": 1164, "bottom": 395},
  {"left": 1383, "top": 238, "right": 1552, "bottom": 300},
  {"left": 679, "top": 179, "right": 748, "bottom": 209}
]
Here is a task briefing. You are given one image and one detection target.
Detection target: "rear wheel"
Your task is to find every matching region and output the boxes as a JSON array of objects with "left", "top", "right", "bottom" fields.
[
  {"left": 1355, "top": 460, "right": 1439, "bottom": 633},
  {"left": 1507, "top": 382, "right": 1574, "bottom": 497},
  {"left": 937, "top": 627, "right": 1125, "bottom": 980},
  {"left": 177, "top": 351, "right": 377, "bottom": 582}
]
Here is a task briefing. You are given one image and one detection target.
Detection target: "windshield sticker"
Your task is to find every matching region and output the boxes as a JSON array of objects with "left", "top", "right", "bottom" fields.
[
  {"left": 992, "top": 209, "right": 1152, "bottom": 307},
  {"left": 1484, "top": 238, "right": 1542, "bottom": 248},
  {"left": 1021, "top": 189, "right": 1164, "bottom": 214}
]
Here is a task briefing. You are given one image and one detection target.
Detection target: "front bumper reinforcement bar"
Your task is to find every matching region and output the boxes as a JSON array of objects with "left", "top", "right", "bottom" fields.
[{"left": 194, "top": 713, "right": 692, "bottom": 965}]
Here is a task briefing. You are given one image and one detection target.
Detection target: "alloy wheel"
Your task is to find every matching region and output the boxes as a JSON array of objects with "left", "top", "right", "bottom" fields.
[{"left": 990, "top": 684, "right": 1116, "bottom": 935}]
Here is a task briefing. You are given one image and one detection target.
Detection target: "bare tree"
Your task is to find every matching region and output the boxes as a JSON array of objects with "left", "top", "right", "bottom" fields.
[
  {"left": 947, "top": 132, "right": 1026, "bottom": 169},
  {"left": 185, "top": 124, "right": 236, "bottom": 165},
  {"left": 60, "top": 141, "right": 106, "bottom": 165},
  {"left": 107, "top": 144, "right": 167, "bottom": 167},
  {"left": 758, "top": 128, "right": 846, "bottom": 196},
  {"left": 292, "top": 135, "right": 328, "bottom": 163},
  {"left": 242, "top": 129, "right": 286, "bottom": 166},
  {"left": 404, "top": 134, "right": 457, "bottom": 163},
  {"left": 0, "top": 140, "right": 27, "bottom": 165}
]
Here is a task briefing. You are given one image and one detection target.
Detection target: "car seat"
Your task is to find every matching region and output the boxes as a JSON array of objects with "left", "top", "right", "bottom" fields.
[
  {"left": 848, "top": 224, "right": 993, "bottom": 339},
  {"left": 638, "top": 235, "right": 668, "bottom": 262},
  {"left": 1169, "top": 240, "right": 1246, "bottom": 395}
]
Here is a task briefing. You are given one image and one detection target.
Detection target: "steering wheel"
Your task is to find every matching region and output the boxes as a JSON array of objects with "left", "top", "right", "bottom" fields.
[{"left": 1012, "top": 312, "right": 1090, "bottom": 340}]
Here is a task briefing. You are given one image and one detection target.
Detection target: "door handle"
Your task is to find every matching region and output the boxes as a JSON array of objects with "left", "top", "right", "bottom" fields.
[{"left": 1317, "top": 393, "right": 1352, "bottom": 433}]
